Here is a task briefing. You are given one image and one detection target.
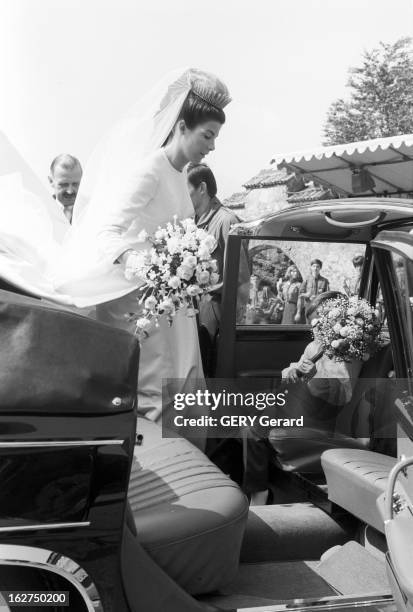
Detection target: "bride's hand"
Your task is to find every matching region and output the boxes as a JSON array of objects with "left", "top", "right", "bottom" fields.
[{"left": 120, "top": 249, "right": 140, "bottom": 281}]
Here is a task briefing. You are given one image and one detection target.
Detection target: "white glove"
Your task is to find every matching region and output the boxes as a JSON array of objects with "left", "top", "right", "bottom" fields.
[{"left": 122, "top": 250, "right": 141, "bottom": 281}]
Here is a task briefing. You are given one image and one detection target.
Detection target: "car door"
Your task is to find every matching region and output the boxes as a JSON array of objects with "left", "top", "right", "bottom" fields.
[
  {"left": 217, "top": 229, "right": 369, "bottom": 381},
  {"left": 0, "top": 290, "right": 139, "bottom": 611},
  {"left": 371, "top": 229, "right": 413, "bottom": 468},
  {"left": 371, "top": 230, "right": 413, "bottom": 612}
]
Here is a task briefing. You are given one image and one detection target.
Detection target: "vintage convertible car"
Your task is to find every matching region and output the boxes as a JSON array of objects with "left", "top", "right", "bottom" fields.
[{"left": 0, "top": 197, "right": 412, "bottom": 612}]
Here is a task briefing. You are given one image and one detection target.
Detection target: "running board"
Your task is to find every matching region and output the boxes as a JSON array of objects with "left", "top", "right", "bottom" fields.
[{"left": 237, "top": 592, "right": 394, "bottom": 612}]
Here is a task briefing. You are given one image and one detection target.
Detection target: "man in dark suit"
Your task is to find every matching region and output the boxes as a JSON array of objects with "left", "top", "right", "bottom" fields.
[{"left": 295, "top": 259, "right": 330, "bottom": 322}]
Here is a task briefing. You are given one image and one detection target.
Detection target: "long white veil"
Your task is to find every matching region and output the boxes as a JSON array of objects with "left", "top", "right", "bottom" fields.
[
  {"left": 0, "top": 68, "right": 230, "bottom": 307},
  {"left": 0, "top": 133, "right": 75, "bottom": 301}
]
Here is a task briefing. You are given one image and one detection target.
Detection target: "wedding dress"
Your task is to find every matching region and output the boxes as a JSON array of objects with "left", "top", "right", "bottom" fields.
[{"left": 94, "top": 148, "right": 204, "bottom": 421}]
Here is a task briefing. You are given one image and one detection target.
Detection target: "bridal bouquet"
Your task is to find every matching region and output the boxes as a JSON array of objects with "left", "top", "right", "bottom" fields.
[
  {"left": 311, "top": 296, "right": 384, "bottom": 362},
  {"left": 126, "top": 217, "right": 219, "bottom": 339}
]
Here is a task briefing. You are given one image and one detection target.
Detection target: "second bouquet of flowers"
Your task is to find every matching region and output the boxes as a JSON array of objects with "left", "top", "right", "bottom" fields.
[
  {"left": 125, "top": 216, "right": 219, "bottom": 339},
  {"left": 311, "top": 295, "right": 384, "bottom": 362}
]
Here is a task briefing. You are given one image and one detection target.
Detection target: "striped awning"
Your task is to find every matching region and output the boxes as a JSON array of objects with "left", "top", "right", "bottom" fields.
[{"left": 271, "top": 134, "right": 413, "bottom": 197}]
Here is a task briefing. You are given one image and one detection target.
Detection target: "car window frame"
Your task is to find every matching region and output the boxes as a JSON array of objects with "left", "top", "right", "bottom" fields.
[
  {"left": 371, "top": 234, "right": 413, "bottom": 379},
  {"left": 234, "top": 235, "right": 369, "bottom": 328}
]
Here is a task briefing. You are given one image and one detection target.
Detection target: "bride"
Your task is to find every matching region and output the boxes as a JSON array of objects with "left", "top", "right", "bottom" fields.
[{"left": 0, "top": 68, "right": 231, "bottom": 423}]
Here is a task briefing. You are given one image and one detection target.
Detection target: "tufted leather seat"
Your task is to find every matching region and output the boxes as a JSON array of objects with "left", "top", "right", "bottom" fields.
[
  {"left": 268, "top": 427, "right": 368, "bottom": 473},
  {"left": 321, "top": 448, "right": 397, "bottom": 533},
  {"left": 128, "top": 418, "right": 249, "bottom": 595}
]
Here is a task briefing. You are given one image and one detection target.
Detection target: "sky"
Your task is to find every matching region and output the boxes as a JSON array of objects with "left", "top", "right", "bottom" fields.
[{"left": 1, "top": 0, "right": 413, "bottom": 198}]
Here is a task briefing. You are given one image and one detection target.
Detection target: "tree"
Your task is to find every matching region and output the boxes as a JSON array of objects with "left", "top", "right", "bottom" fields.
[{"left": 323, "top": 37, "right": 413, "bottom": 145}]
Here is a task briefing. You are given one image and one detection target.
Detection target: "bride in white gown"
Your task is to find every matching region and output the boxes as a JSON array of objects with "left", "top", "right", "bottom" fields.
[{"left": 0, "top": 68, "right": 231, "bottom": 423}]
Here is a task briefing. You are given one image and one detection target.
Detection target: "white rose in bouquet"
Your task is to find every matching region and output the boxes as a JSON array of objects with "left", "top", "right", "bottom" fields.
[
  {"left": 182, "top": 254, "right": 197, "bottom": 268},
  {"left": 187, "top": 285, "right": 202, "bottom": 297},
  {"left": 198, "top": 245, "right": 211, "bottom": 260},
  {"left": 181, "top": 218, "right": 196, "bottom": 231},
  {"left": 159, "top": 298, "right": 175, "bottom": 315},
  {"left": 196, "top": 270, "right": 210, "bottom": 285},
  {"left": 166, "top": 237, "right": 180, "bottom": 254},
  {"left": 135, "top": 318, "right": 152, "bottom": 333},
  {"left": 168, "top": 276, "right": 181, "bottom": 290},
  {"left": 177, "top": 265, "right": 193, "bottom": 281},
  {"left": 154, "top": 228, "right": 168, "bottom": 241},
  {"left": 202, "top": 234, "right": 217, "bottom": 252},
  {"left": 144, "top": 296, "right": 157, "bottom": 310},
  {"left": 210, "top": 272, "right": 220, "bottom": 286},
  {"left": 195, "top": 228, "right": 208, "bottom": 240},
  {"left": 328, "top": 307, "right": 341, "bottom": 319}
]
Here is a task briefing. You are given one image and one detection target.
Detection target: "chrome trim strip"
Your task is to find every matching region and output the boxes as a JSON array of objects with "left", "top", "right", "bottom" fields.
[
  {"left": 0, "top": 522, "right": 90, "bottom": 533},
  {"left": 385, "top": 455, "right": 413, "bottom": 521},
  {"left": 0, "top": 440, "right": 124, "bottom": 448},
  {"left": 239, "top": 593, "right": 395, "bottom": 612},
  {"left": 0, "top": 544, "right": 103, "bottom": 612}
]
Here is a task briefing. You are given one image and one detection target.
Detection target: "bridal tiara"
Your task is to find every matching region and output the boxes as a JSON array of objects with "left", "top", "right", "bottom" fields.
[
  {"left": 156, "top": 68, "right": 231, "bottom": 118},
  {"left": 191, "top": 84, "right": 232, "bottom": 110},
  {"left": 188, "top": 67, "right": 231, "bottom": 110}
]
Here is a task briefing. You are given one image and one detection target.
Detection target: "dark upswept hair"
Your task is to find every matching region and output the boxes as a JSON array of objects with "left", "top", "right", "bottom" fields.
[
  {"left": 177, "top": 91, "right": 226, "bottom": 129},
  {"left": 305, "top": 291, "right": 346, "bottom": 320},
  {"left": 187, "top": 163, "right": 217, "bottom": 198}
]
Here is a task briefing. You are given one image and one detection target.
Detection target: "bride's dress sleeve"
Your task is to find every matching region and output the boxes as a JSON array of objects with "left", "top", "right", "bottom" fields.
[{"left": 95, "top": 162, "right": 159, "bottom": 264}]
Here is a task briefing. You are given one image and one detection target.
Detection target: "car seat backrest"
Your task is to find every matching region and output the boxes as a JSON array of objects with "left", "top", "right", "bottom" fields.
[
  {"left": 0, "top": 289, "right": 140, "bottom": 415},
  {"left": 358, "top": 344, "right": 393, "bottom": 380},
  {"left": 347, "top": 344, "right": 396, "bottom": 455}
]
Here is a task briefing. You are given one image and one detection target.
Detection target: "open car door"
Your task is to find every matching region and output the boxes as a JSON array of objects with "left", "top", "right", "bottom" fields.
[
  {"left": 371, "top": 230, "right": 413, "bottom": 612},
  {"left": 0, "top": 290, "right": 139, "bottom": 611}
]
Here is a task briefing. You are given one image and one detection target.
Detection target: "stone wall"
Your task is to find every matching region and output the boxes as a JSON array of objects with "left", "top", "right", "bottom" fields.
[{"left": 247, "top": 238, "right": 364, "bottom": 293}]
